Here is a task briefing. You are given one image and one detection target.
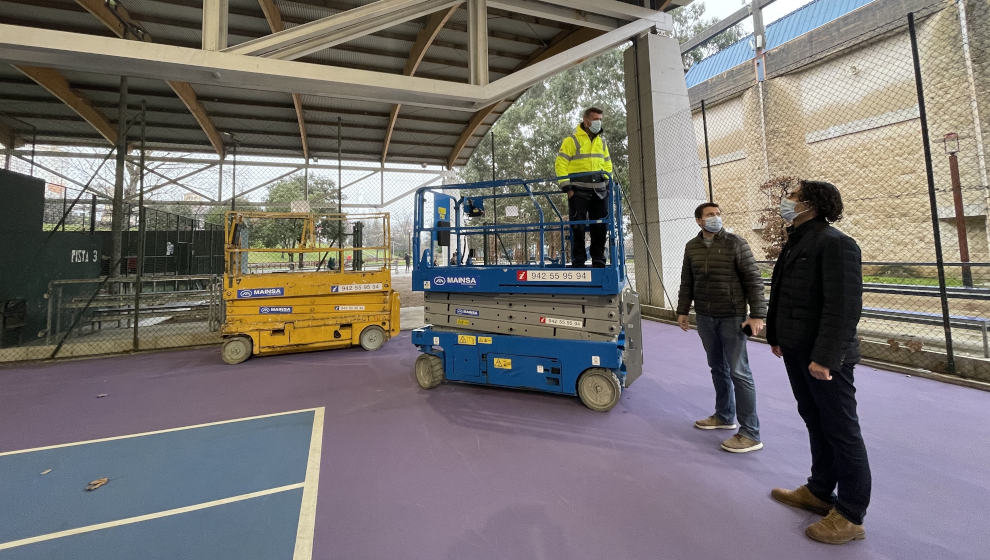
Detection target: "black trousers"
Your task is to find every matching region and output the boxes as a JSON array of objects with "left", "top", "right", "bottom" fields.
[
  {"left": 567, "top": 189, "right": 607, "bottom": 267},
  {"left": 782, "top": 345, "right": 871, "bottom": 525}
]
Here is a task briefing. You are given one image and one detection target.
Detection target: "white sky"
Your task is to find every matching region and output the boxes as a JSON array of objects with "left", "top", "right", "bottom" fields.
[{"left": 694, "top": 0, "right": 819, "bottom": 34}]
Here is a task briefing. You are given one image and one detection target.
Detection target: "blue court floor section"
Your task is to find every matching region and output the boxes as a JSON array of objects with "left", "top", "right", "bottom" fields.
[
  {"left": 1, "top": 489, "right": 303, "bottom": 560},
  {"left": 0, "top": 410, "right": 314, "bottom": 555}
]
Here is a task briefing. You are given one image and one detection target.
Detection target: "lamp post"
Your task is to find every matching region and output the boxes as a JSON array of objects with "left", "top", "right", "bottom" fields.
[{"left": 943, "top": 132, "right": 973, "bottom": 288}]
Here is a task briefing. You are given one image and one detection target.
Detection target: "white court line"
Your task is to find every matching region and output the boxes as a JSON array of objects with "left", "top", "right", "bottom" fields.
[
  {"left": 0, "top": 483, "right": 304, "bottom": 551},
  {"left": 0, "top": 408, "right": 320, "bottom": 457},
  {"left": 293, "top": 407, "right": 324, "bottom": 560}
]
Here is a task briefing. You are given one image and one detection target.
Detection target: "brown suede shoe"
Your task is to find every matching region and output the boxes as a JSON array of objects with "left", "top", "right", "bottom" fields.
[
  {"left": 694, "top": 415, "right": 737, "bottom": 430},
  {"left": 720, "top": 434, "right": 764, "bottom": 453},
  {"left": 770, "top": 485, "right": 832, "bottom": 516},
  {"left": 805, "top": 509, "right": 866, "bottom": 544}
]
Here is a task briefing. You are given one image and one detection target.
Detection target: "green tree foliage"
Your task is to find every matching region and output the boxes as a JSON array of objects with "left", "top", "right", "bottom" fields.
[
  {"left": 251, "top": 175, "right": 344, "bottom": 264},
  {"left": 451, "top": 5, "right": 741, "bottom": 262},
  {"left": 458, "top": 4, "right": 742, "bottom": 187}
]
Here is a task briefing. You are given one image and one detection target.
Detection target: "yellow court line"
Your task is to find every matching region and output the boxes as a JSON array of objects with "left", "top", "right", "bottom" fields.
[
  {"left": 0, "top": 483, "right": 305, "bottom": 551},
  {"left": 293, "top": 407, "right": 325, "bottom": 560},
  {"left": 0, "top": 408, "right": 320, "bottom": 457}
]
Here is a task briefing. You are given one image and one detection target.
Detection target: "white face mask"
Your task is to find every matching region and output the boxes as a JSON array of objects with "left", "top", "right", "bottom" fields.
[
  {"left": 703, "top": 216, "right": 722, "bottom": 233},
  {"left": 589, "top": 119, "right": 602, "bottom": 134}
]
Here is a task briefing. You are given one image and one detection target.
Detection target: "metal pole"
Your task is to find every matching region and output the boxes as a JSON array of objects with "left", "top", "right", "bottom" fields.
[
  {"left": 217, "top": 156, "right": 224, "bottom": 202},
  {"left": 909, "top": 13, "right": 955, "bottom": 374},
  {"left": 701, "top": 99, "right": 714, "bottom": 202},
  {"left": 110, "top": 76, "right": 128, "bottom": 283},
  {"left": 61, "top": 187, "right": 67, "bottom": 232},
  {"left": 338, "top": 116, "right": 343, "bottom": 270},
  {"left": 304, "top": 159, "right": 309, "bottom": 201},
  {"left": 30, "top": 127, "right": 36, "bottom": 176},
  {"left": 90, "top": 194, "right": 96, "bottom": 233},
  {"left": 491, "top": 130, "right": 497, "bottom": 226},
  {"left": 947, "top": 144, "right": 973, "bottom": 287},
  {"left": 133, "top": 102, "right": 146, "bottom": 350},
  {"left": 231, "top": 142, "right": 237, "bottom": 211}
]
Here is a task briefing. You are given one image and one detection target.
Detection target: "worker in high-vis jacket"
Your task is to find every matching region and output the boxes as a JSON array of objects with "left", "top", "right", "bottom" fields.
[{"left": 555, "top": 106, "right": 613, "bottom": 268}]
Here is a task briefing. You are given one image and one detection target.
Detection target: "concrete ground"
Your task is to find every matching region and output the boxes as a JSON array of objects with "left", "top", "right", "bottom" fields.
[{"left": 1, "top": 320, "right": 987, "bottom": 559}]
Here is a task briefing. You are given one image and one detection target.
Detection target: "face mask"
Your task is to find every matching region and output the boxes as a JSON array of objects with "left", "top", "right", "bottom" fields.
[
  {"left": 589, "top": 119, "right": 602, "bottom": 133},
  {"left": 703, "top": 216, "right": 722, "bottom": 233},
  {"left": 779, "top": 198, "right": 807, "bottom": 222}
]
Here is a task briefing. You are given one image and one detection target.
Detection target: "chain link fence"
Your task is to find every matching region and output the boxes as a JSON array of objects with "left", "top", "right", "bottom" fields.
[
  {"left": 3, "top": 1, "right": 986, "bottom": 378},
  {"left": 1, "top": 115, "right": 443, "bottom": 362},
  {"left": 641, "top": 0, "right": 989, "bottom": 376}
]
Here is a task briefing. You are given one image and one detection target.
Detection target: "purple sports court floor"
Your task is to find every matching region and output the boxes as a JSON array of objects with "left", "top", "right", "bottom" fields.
[{"left": 1, "top": 320, "right": 988, "bottom": 559}]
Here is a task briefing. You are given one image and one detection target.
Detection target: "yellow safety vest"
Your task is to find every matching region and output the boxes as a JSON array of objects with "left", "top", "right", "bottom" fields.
[{"left": 555, "top": 125, "right": 613, "bottom": 186}]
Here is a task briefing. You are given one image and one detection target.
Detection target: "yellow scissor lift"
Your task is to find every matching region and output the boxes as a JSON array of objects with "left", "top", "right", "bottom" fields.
[{"left": 220, "top": 211, "right": 400, "bottom": 364}]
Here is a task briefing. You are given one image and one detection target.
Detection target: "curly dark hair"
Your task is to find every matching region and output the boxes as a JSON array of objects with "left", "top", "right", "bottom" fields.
[{"left": 800, "top": 180, "right": 844, "bottom": 222}]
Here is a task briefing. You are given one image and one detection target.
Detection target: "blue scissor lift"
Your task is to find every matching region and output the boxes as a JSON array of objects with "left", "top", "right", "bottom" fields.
[{"left": 410, "top": 173, "right": 643, "bottom": 411}]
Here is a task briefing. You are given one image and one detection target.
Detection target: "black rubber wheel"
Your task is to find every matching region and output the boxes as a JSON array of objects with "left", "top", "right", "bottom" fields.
[
  {"left": 221, "top": 336, "right": 252, "bottom": 365},
  {"left": 359, "top": 325, "right": 387, "bottom": 351},
  {"left": 414, "top": 354, "right": 444, "bottom": 389},
  {"left": 577, "top": 368, "right": 622, "bottom": 412}
]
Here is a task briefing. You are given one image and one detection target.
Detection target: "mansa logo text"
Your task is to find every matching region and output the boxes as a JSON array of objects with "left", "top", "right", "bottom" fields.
[{"left": 433, "top": 276, "right": 477, "bottom": 286}]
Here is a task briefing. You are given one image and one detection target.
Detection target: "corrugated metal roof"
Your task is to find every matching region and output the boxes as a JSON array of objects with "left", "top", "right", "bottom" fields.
[
  {"left": 684, "top": 0, "right": 877, "bottom": 88},
  {"left": 0, "top": 0, "right": 680, "bottom": 166}
]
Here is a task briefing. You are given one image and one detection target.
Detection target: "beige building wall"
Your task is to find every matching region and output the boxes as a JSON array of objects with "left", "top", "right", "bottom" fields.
[{"left": 690, "top": 1, "right": 989, "bottom": 274}]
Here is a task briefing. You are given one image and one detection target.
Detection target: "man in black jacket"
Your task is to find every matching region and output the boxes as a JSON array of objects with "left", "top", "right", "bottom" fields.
[
  {"left": 677, "top": 202, "right": 766, "bottom": 453},
  {"left": 766, "top": 180, "right": 870, "bottom": 545}
]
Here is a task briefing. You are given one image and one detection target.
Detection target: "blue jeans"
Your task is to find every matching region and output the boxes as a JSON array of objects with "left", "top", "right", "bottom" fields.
[{"left": 695, "top": 314, "right": 760, "bottom": 442}]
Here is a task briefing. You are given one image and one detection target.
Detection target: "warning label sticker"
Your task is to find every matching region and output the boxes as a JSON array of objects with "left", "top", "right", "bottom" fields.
[
  {"left": 494, "top": 358, "right": 512, "bottom": 369},
  {"left": 456, "top": 319, "right": 471, "bottom": 326},
  {"left": 334, "top": 305, "right": 365, "bottom": 311},
  {"left": 478, "top": 336, "right": 493, "bottom": 344},
  {"left": 457, "top": 335, "right": 476, "bottom": 345},
  {"left": 539, "top": 316, "right": 583, "bottom": 329}
]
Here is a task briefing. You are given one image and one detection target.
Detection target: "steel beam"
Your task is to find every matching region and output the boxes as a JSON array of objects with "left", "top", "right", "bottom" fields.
[
  {"left": 487, "top": 0, "right": 619, "bottom": 31},
  {"left": 468, "top": 0, "right": 489, "bottom": 86},
  {"left": 74, "top": 0, "right": 226, "bottom": 157},
  {"left": 203, "top": 0, "right": 229, "bottom": 51},
  {"left": 482, "top": 18, "right": 655, "bottom": 105},
  {"left": 7, "top": 150, "right": 454, "bottom": 173},
  {"left": 447, "top": 28, "right": 601, "bottom": 168},
  {"left": 0, "top": 24, "right": 485, "bottom": 111},
  {"left": 1, "top": 12, "right": 656, "bottom": 111},
  {"left": 382, "top": 4, "right": 461, "bottom": 162},
  {"left": 224, "top": 0, "right": 461, "bottom": 61},
  {"left": 680, "top": 0, "right": 777, "bottom": 54},
  {"left": 447, "top": 27, "right": 601, "bottom": 167},
  {"left": 13, "top": 65, "right": 118, "bottom": 145},
  {"left": 500, "top": 0, "right": 670, "bottom": 25},
  {"left": 258, "top": 0, "right": 309, "bottom": 159}
]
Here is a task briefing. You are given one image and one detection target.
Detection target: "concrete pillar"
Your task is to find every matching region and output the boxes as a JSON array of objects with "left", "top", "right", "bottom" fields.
[{"left": 624, "top": 32, "right": 707, "bottom": 309}]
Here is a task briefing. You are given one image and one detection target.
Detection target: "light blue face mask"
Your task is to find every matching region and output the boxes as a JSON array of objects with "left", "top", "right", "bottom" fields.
[
  {"left": 703, "top": 216, "right": 722, "bottom": 233},
  {"left": 589, "top": 119, "right": 602, "bottom": 134},
  {"left": 779, "top": 198, "right": 807, "bottom": 223}
]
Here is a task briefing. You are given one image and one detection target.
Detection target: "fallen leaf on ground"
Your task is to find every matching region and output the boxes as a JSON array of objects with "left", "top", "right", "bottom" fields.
[
  {"left": 86, "top": 477, "right": 109, "bottom": 491},
  {"left": 40, "top": 469, "right": 52, "bottom": 475}
]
